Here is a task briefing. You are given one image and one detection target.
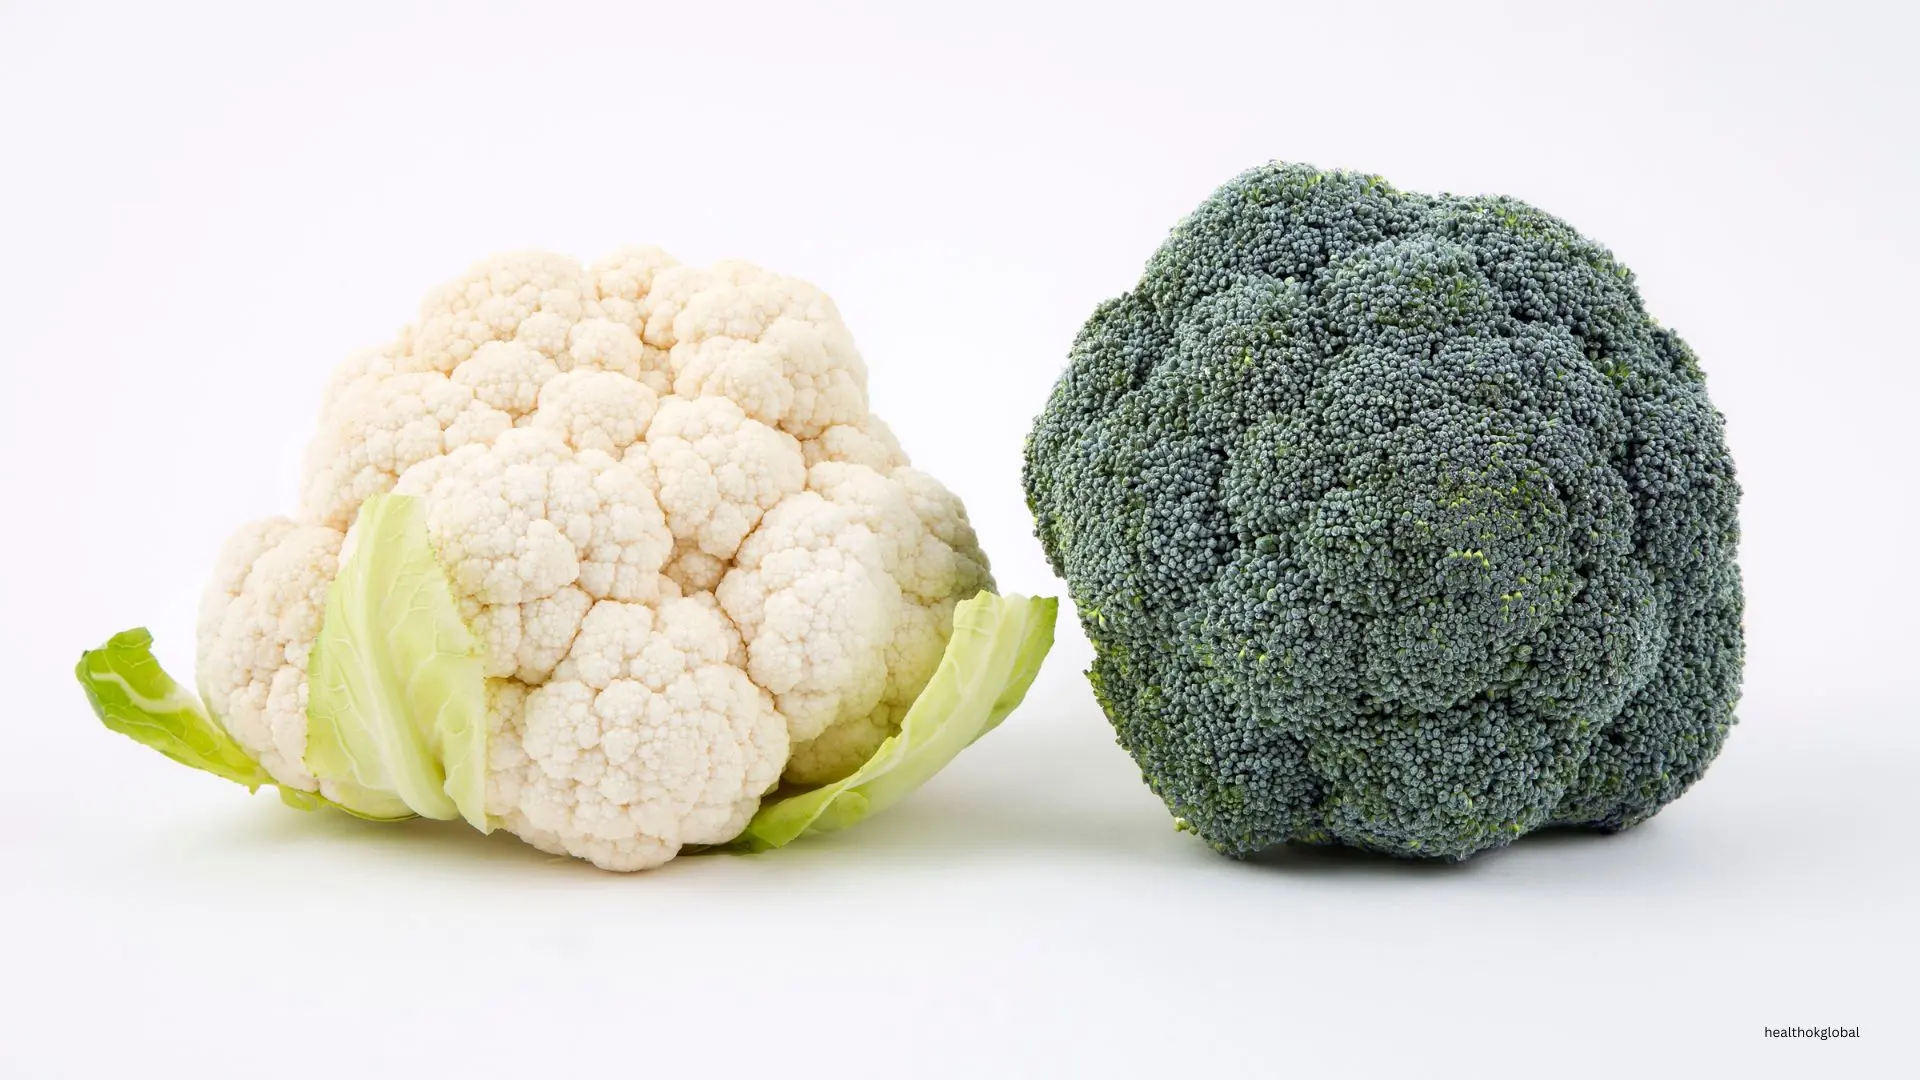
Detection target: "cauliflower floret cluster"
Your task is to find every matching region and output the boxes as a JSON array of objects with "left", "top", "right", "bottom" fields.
[{"left": 196, "top": 250, "right": 992, "bottom": 869}]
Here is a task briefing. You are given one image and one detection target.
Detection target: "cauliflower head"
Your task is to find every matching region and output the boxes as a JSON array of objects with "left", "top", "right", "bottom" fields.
[{"left": 88, "top": 249, "right": 1028, "bottom": 872}]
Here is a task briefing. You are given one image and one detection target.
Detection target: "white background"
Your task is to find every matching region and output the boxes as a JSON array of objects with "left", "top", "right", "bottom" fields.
[{"left": 1, "top": 1, "right": 1913, "bottom": 1076}]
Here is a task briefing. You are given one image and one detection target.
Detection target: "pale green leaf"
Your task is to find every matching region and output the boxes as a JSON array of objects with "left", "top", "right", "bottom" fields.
[
  {"left": 305, "top": 493, "right": 491, "bottom": 831},
  {"left": 75, "top": 628, "right": 273, "bottom": 791},
  {"left": 733, "top": 591, "right": 1058, "bottom": 852}
]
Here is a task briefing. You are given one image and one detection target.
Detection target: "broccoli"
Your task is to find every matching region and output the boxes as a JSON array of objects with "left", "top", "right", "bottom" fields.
[{"left": 1024, "top": 162, "right": 1743, "bottom": 861}]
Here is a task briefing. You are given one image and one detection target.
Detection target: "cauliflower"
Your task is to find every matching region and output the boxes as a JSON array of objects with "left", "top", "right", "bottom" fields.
[{"left": 77, "top": 249, "right": 1056, "bottom": 871}]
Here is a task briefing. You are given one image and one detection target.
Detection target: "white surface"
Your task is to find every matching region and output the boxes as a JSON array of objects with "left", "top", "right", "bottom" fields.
[{"left": 1, "top": 1, "right": 1913, "bottom": 1076}]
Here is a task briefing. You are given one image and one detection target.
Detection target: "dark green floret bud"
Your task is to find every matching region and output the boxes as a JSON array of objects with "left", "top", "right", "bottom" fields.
[{"left": 1024, "top": 162, "right": 1742, "bottom": 861}]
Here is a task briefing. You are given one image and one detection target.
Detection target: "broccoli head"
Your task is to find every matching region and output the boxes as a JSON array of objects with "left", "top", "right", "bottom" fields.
[{"left": 1024, "top": 162, "right": 1742, "bottom": 860}]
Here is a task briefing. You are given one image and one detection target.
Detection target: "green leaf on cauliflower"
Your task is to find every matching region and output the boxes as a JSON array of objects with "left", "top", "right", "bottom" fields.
[
  {"left": 75, "top": 628, "right": 359, "bottom": 816},
  {"left": 75, "top": 628, "right": 275, "bottom": 791},
  {"left": 305, "top": 493, "right": 491, "bottom": 831},
  {"left": 731, "top": 591, "right": 1058, "bottom": 852}
]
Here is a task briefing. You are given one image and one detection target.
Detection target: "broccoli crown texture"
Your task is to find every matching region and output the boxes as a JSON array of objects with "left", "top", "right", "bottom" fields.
[{"left": 1024, "top": 163, "right": 1742, "bottom": 860}]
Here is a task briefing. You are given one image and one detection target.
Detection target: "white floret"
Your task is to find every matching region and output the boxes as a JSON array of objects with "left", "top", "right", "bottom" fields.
[
  {"left": 782, "top": 705, "right": 900, "bottom": 786},
  {"left": 775, "top": 462, "right": 995, "bottom": 783},
  {"left": 460, "top": 586, "right": 594, "bottom": 683},
  {"left": 808, "top": 462, "right": 991, "bottom": 602},
  {"left": 451, "top": 340, "right": 558, "bottom": 417},
  {"left": 319, "top": 343, "right": 421, "bottom": 415},
  {"left": 391, "top": 431, "right": 576, "bottom": 604},
  {"left": 663, "top": 545, "right": 727, "bottom": 594},
  {"left": 894, "top": 466, "right": 995, "bottom": 596},
  {"left": 487, "top": 598, "right": 788, "bottom": 870},
  {"left": 801, "top": 416, "right": 909, "bottom": 471},
  {"left": 642, "top": 396, "right": 807, "bottom": 561},
  {"left": 716, "top": 491, "right": 899, "bottom": 744},
  {"left": 643, "top": 261, "right": 871, "bottom": 439},
  {"left": 588, "top": 246, "right": 680, "bottom": 343},
  {"left": 409, "top": 251, "right": 600, "bottom": 374},
  {"left": 392, "top": 427, "right": 673, "bottom": 608},
  {"left": 532, "top": 369, "right": 657, "bottom": 454},
  {"left": 561, "top": 317, "right": 670, "bottom": 395},
  {"left": 566, "top": 453, "right": 675, "bottom": 602},
  {"left": 781, "top": 597, "right": 953, "bottom": 785},
  {"left": 195, "top": 518, "right": 343, "bottom": 792},
  {"left": 300, "top": 372, "right": 514, "bottom": 530},
  {"left": 196, "top": 517, "right": 298, "bottom": 654}
]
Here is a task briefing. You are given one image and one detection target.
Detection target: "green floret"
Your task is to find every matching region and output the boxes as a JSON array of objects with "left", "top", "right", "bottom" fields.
[{"left": 1025, "top": 162, "right": 1743, "bottom": 860}]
